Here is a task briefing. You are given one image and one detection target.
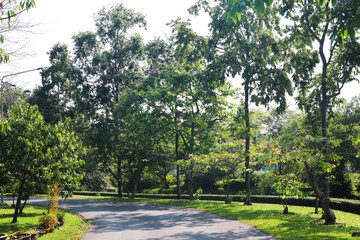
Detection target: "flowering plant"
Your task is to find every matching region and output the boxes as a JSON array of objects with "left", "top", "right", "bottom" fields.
[{"left": 39, "top": 214, "right": 58, "bottom": 228}]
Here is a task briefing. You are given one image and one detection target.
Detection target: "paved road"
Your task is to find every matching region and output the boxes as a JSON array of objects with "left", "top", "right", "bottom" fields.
[{"left": 25, "top": 198, "right": 276, "bottom": 240}]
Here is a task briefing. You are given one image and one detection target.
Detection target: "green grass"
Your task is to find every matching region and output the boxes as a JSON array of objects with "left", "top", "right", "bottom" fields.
[
  {"left": 0, "top": 203, "right": 89, "bottom": 239},
  {"left": 69, "top": 194, "right": 360, "bottom": 240}
]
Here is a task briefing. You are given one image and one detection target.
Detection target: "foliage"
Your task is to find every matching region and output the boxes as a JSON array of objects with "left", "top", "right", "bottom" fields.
[
  {"left": 39, "top": 213, "right": 58, "bottom": 229},
  {"left": 190, "top": 0, "right": 293, "bottom": 205},
  {"left": 227, "top": 0, "right": 360, "bottom": 42},
  {"left": 0, "top": 100, "right": 84, "bottom": 222}
]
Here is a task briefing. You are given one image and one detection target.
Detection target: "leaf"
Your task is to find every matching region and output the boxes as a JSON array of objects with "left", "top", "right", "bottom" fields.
[
  {"left": 254, "top": 0, "right": 265, "bottom": 14},
  {"left": 236, "top": 12, "right": 242, "bottom": 21},
  {"left": 317, "top": 0, "right": 325, "bottom": 8}
]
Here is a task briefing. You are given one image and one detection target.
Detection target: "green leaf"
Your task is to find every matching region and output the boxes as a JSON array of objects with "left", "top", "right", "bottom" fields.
[
  {"left": 317, "top": 0, "right": 325, "bottom": 8},
  {"left": 254, "top": 0, "right": 265, "bottom": 14},
  {"left": 236, "top": 12, "right": 242, "bottom": 21}
]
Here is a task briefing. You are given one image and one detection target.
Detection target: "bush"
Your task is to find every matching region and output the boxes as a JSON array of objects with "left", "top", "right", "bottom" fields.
[{"left": 72, "top": 191, "right": 360, "bottom": 215}]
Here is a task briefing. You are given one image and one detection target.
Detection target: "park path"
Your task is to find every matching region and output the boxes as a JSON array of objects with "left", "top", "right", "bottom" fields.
[{"left": 26, "top": 198, "right": 277, "bottom": 240}]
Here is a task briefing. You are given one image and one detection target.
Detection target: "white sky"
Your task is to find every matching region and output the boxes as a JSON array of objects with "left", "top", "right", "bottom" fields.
[
  {"left": 1, "top": 0, "right": 210, "bottom": 90},
  {"left": 0, "top": 0, "right": 358, "bottom": 104}
]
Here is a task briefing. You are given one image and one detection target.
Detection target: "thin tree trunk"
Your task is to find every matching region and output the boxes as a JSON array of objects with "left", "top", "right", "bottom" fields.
[
  {"left": 177, "top": 165, "right": 181, "bottom": 199},
  {"left": 176, "top": 132, "right": 181, "bottom": 199},
  {"left": 12, "top": 179, "right": 25, "bottom": 223},
  {"left": 188, "top": 161, "right": 194, "bottom": 201},
  {"left": 130, "top": 178, "right": 138, "bottom": 199},
  {"left": 19, "top": 198, "right": 28, "bottom": 214},
  {"left": 225, "top": 181, "right": 231, "bottom": 204},
  {"left": 318, "top": 39, "right": 336, "bottom": 224},
  {"left": 1, "top": 188, "right": 3, "bottom": 206},
  {"left": 244, "top": 81, "right": 252, "bottom": 205},
  {"left": 117, "top": 157, "right": 123, "bottom": 197}
]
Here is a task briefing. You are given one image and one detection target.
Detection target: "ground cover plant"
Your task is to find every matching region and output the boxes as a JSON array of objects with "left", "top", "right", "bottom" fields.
[
  {"left": 70, "top": 195, "right": 360, "bottom": 240},
  {"left": 0, "top": 203, "right": 89, "bottom": 239}
]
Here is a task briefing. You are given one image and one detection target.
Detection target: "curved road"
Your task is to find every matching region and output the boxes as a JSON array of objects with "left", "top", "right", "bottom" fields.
[{"left": 26, "top": 198, "right": 276, "bottom": 240}]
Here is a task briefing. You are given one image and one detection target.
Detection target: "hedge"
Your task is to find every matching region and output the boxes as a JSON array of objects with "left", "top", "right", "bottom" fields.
[{"left": 73, "top": 191, "right": 360, "bottom": 215}]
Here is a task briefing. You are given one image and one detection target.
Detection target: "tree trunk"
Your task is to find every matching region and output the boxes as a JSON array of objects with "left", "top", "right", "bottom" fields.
[
  {"left": 163, "top": 170, "right": 169, "bottom": 189},
  {"left": 117, "top": 157, "right": 123, "bottom": 197},
  {"left": 317, "top": 29, "right": 335, "bottom": 224},
  {"left": 304, "top": 162, "right": 336, "bottom": 224},
  {"left": 225, "top": 181, "right": 231, "bottom": 204},
  {"left": 1, "top": 188, "right": 4, "bottom": 206},
  {"left": 177, "top": 165, "right": 181, "bottom": 199},
  {"left": 188, "top": 161, "right": 194, "bottom": 201},
  {"left": 12, "top": 179, "right": 25, "bottom": 223},
  {"left": 130, "top": 179, "right": 138, "bottom": 199},
  {"left": 19, "top": 198, "right": 28, "bottom": 214},
  {"left": 244, "top": 81, "right": 252, "bottom": 205}
]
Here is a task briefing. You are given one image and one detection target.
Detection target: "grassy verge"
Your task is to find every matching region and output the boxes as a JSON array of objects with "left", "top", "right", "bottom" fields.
[
  {"left": 70, "top": 194, "right": 360, "bottom": 240},
  {"left": 0, "top": 203, "right": 90, "bottom": 239}
]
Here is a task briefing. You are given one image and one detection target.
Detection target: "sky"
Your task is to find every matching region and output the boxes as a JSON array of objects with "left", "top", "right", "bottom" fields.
[
  {"left": 1, "top": 0, "right": 210, "bottom": 90},
  {"left": 1, "top": 0, "right": 359, "bottom": 104}
]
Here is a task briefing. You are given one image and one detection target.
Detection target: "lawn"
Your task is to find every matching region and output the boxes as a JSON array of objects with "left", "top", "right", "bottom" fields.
[
  {"left": 0, "top": 203, "right": 89, "bottom": 239},
  {"left": 71, "top": 194, "right": 360, "bottom": 240},
  {"left": 147, "top": 199, "right": 360, "bottom": 240}
]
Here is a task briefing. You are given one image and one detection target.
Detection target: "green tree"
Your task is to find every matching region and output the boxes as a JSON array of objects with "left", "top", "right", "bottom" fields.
[
  {"left": 32, "top": 4, "right": 148, "bottom": 196},
  {"left": 190, "top": 0, "right": 292, "bottom": 205},
  {"left": 141, "top": 60, "right": 233, "bottom": 200},
  {"left": 283, "top": 0, "right": 360, "bottom": 224},
  {"left": 0, "top": 100, "right": 83, "bottom": 223},
  {"left": 29, "top": 43, "right": 76, "bottom": 124},
  {"left": 114, "top": 87, "right": 172, "bottom": 198},
  {"left": 211, "top": 140, "right": 246, "bottom": 204}
]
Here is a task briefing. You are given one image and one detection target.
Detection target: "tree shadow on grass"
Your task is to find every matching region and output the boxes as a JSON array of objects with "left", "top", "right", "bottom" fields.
[
  {"left": 0, "top": 204, "right": 43, "bottom": 235},
  {"left": 191, "top": 202, "right": 360, "bottom": 240}
]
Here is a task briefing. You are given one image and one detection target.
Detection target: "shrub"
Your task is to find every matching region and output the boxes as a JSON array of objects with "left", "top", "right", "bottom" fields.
[{"left": 39, "top": 214, "right": 58, "bottom": 228}]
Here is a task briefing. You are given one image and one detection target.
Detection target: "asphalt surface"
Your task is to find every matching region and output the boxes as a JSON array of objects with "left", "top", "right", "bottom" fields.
[{"left": 14, "top": 198, "right": 277, "bottom": 240}]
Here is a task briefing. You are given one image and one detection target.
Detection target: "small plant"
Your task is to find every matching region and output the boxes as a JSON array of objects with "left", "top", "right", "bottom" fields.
[
  {"left": 39, "top": 213, "right": 58, "bottom": 228},
  {"left": 57, "top": 210, "right": 65, "bottom": 222},
  {"left": 194, "top": 187, "right": 203, "bottom": 200}
]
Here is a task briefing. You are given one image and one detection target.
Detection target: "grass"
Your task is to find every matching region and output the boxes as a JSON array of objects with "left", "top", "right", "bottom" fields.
[
  {"left": 0, "top": 203, "right": 90, "bottom": 239},
  {"left": 69, "top": 194, "right": 360, "bottom": 240}
]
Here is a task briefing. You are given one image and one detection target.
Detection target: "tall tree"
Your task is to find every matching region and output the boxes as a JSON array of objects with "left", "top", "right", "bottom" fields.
[
  {"left": 140, "top": 58, "right": 233, "bottom": 200},
  {"left": 32, "top": 4, "right": 148, "bottom": 196},
  {"left": 190, "top": 0, "right": 292, "bottom": 205},
  {"left": 280, "top": 0, "right": 360, "bottom": 224}
]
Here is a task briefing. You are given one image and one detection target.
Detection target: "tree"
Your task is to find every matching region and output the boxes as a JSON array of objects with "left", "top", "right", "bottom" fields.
[
  {"left": 190, "top": 0, "right": 292, "bottom": 205},
  {"left": 114, "top": 86, "right": 173, "bottom": 198},
  {"left": 227, "top": 0, "right": 359, "bottom": 41},
  {"left": 0, "top": 100, "right": 83, "bottom": 223},
  {"left": 210, "top": 140, "right": 246, "bottom": 204},
  {"left": 327, "top": 97, "right": 360, "bottom": 197},
  {"left": 140, "top": 59, "right": 233, "bottom": 200},
  {"left": 225, "top": 0, "right": 359, "bottom": 224},
  {"left": 29, "top": 43, "right": 76, "bottom": 124},
  {"left": 0, "top": 0, "right": 36, "bottom": 63},
  {"left": 282, "top": 0, "right": 359, "bottom": 224},
  {"left": 32, "top": 4, "right": 148, "bottom": 196}
]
